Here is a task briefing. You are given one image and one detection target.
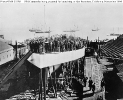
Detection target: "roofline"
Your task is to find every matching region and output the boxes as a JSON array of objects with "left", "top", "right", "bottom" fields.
[{"left": 0, "top": 48, "right": 13, "bottom": 54}]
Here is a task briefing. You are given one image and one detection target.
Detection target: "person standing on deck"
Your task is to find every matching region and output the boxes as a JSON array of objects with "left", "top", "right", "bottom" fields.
[
  {"left": 89, "top": 77, "right": 93, "bottom": 90},
  {"left": 92, "top": 83, "right": 95, "bottom": 94},
  {"left": 101, "top": 78, "right": 105, "bottom": 91},
  {"left": 83, "top": 76, "right": 88, "bottom": 87}
]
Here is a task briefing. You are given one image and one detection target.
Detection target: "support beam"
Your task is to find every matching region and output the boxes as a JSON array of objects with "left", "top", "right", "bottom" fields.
[
  {"left": 39, "top": 69, "right": 43, "bottom": 100},
  {"left": 48, "top": 67, "right": 55, "bottom": 97},
  {"left": 70, "top": 61, "right": 72, "bottom": 85},
  {"left": 53, "top": 66, "right": 57, "bottom": 97},
  {"left": 43, "top": 68, "right": 48, "bottom": 100},
  {"left": 78, "top": 59, "right": 80, "bottom": 74}
]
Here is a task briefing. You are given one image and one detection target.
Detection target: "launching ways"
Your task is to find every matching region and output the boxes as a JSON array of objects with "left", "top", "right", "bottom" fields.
[
  {"left": 0, "top": 47, "right": 85, "bottom": 89},
  {"left": 85, "top": 57, "right": 103, "bottom": 91},
  {"left": 84, "top": 57, "right": 105, "bottom": 100}
]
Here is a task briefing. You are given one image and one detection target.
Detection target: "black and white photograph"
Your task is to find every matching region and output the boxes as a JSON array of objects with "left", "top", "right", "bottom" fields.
[{"left": 0, "top": 2, "right": 123, "bottom": 100}]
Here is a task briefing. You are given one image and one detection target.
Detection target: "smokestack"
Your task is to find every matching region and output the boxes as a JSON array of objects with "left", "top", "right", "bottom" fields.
[
  {"left": 87, "top": 36, "right": 88, "bottom": 41},
  {"left": 15, "top": 41, "right": 18, "bottom": 59}
]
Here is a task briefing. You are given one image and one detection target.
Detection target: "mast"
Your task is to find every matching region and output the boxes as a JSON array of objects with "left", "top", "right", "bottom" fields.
[
  {"left": 44, "top": 5, "right": 46, "bottom": 31},
  {"left": 49, "top": 27, "right": 50, "bottom": 38},
  {"left": 98, "top": 37, "right": 100, "bottom": 56},
  {"left": 118, "top": 27, "right": 119, "bottom": 34},
  {"left": 15, "top": 41, "right": 18, "bottom": 59}
]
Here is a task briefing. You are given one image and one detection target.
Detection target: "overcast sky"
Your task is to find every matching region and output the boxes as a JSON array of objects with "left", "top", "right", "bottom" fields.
[{"left": 0, "top": 3, "right": 123, "bottom": 42}]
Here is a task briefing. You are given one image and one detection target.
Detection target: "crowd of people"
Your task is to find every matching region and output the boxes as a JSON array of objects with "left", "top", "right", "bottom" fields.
[{"left": 29, "top": 34, "right": 86, "bottom": 53}]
